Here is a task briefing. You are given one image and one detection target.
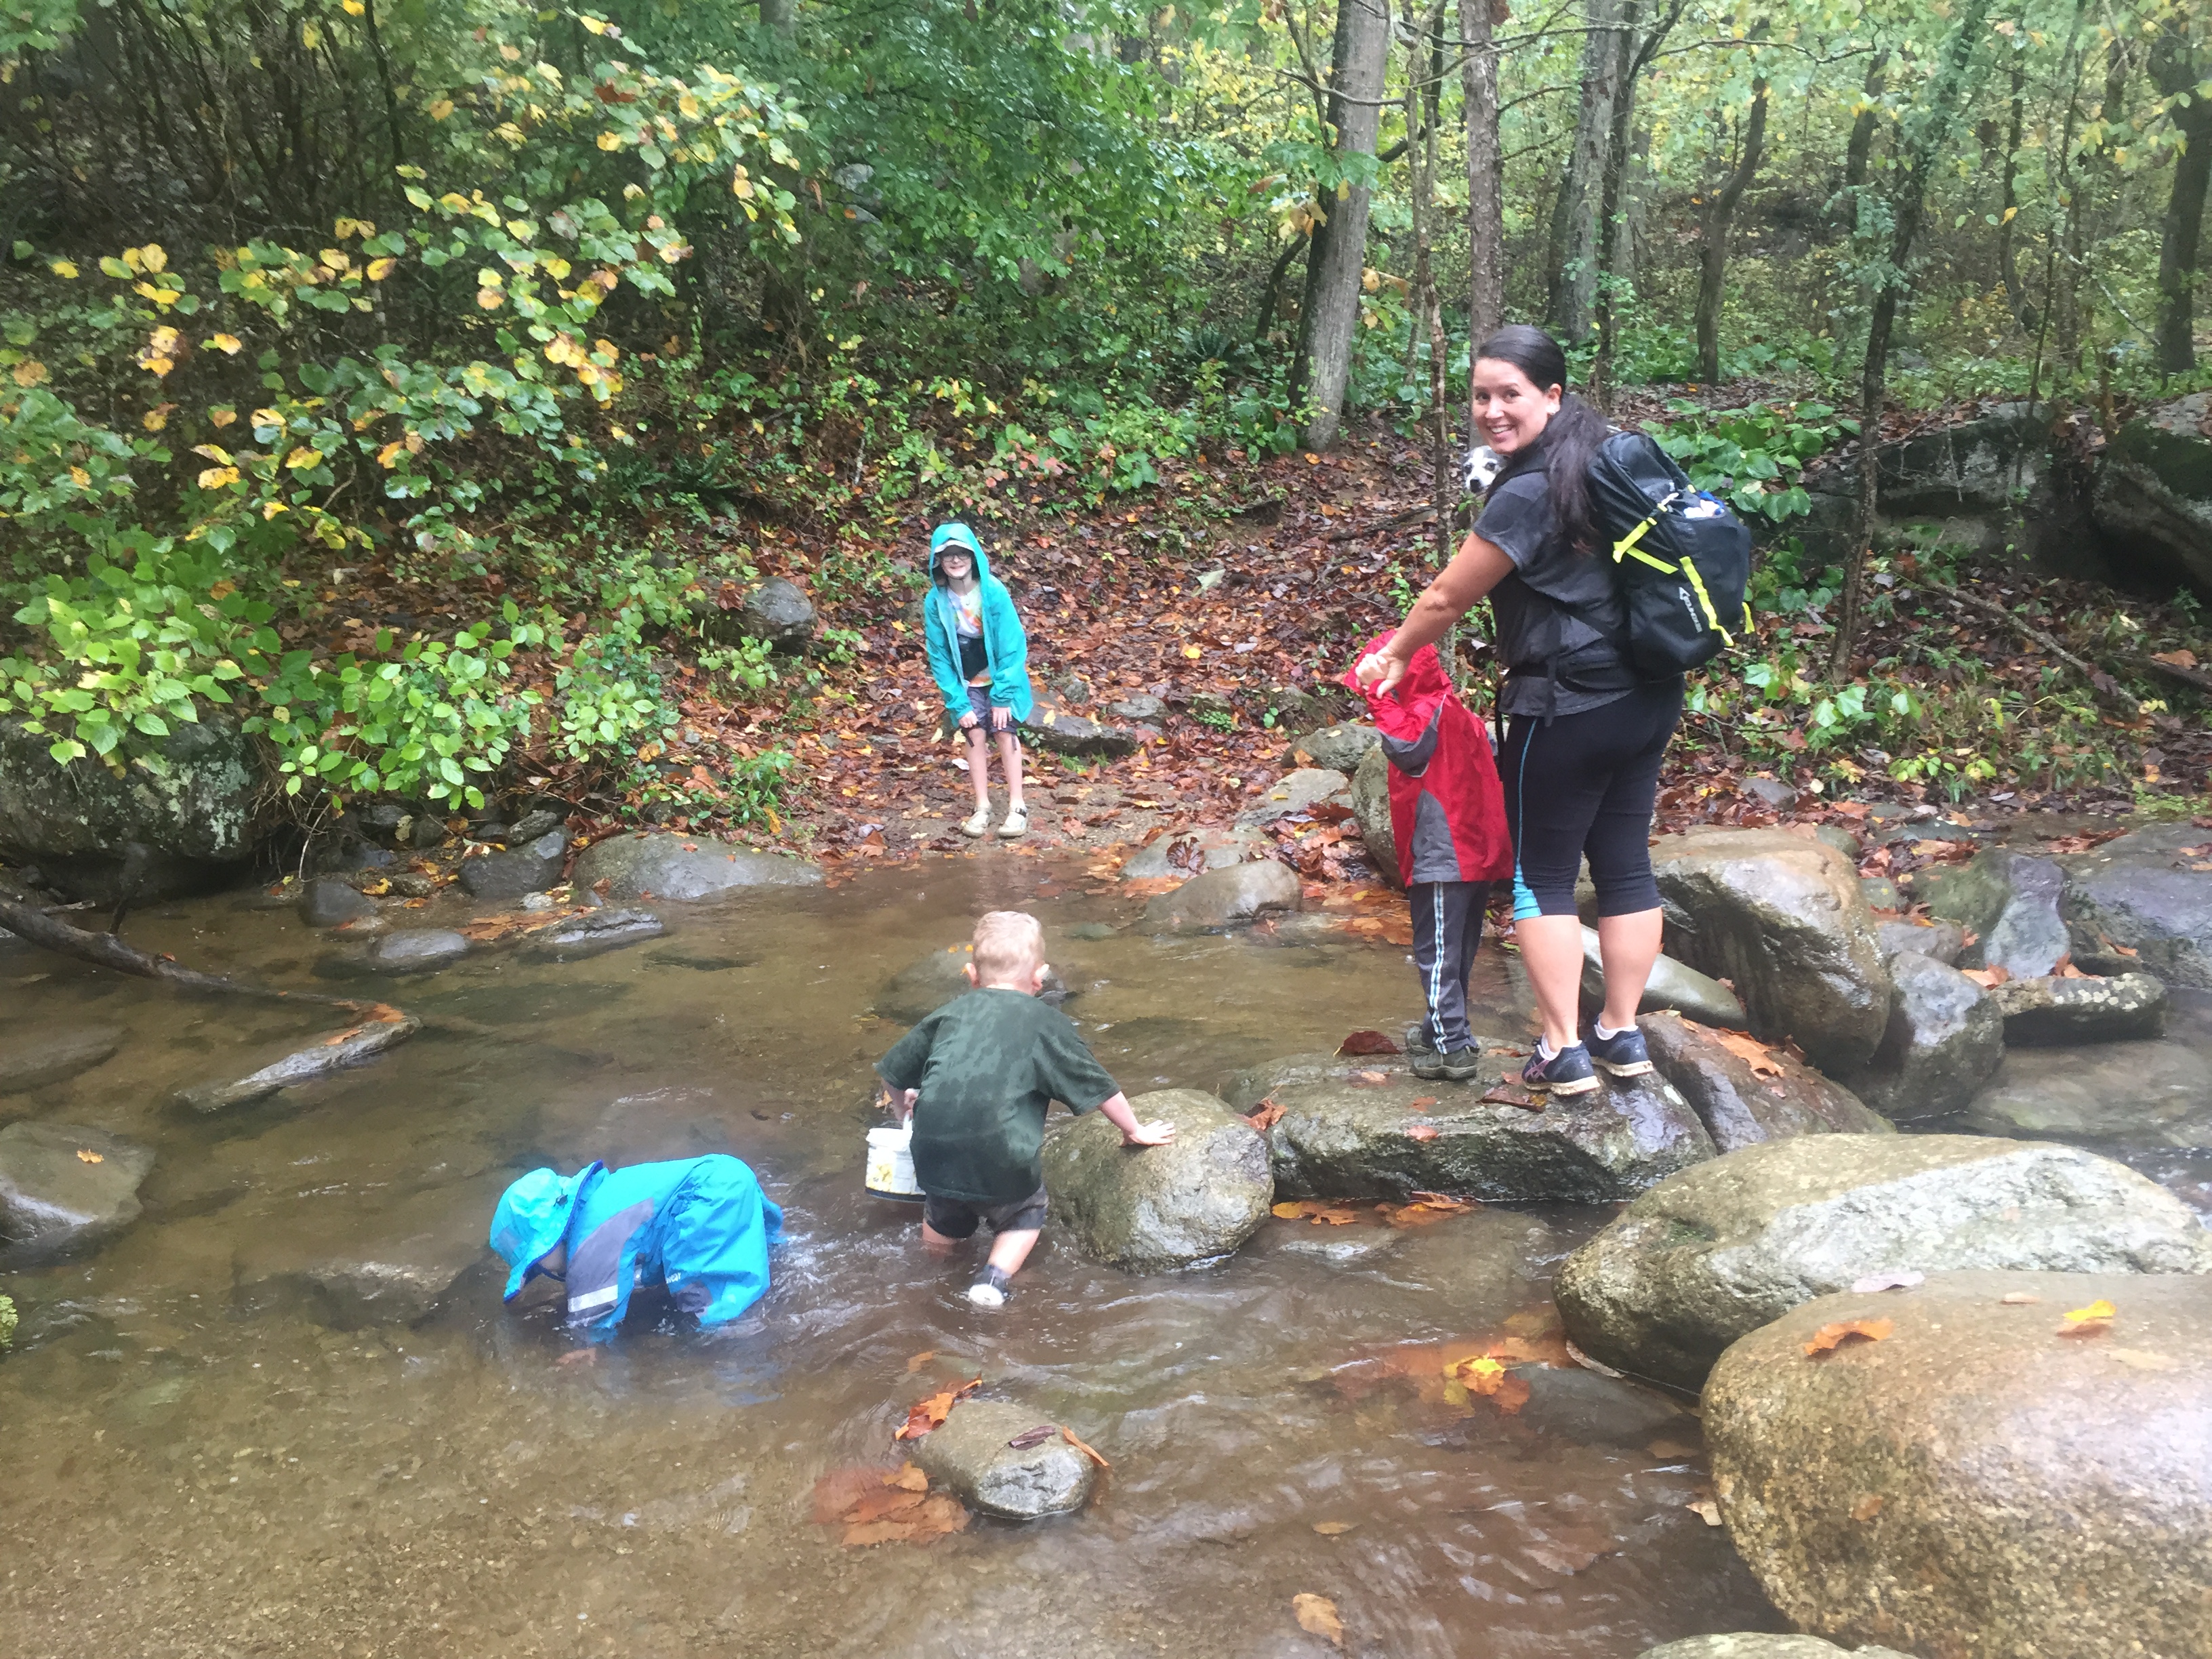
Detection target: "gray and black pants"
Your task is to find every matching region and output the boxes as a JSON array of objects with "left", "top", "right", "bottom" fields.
[{"left": 1411, "top": 880, "right": 1491, "bottom": 1054}]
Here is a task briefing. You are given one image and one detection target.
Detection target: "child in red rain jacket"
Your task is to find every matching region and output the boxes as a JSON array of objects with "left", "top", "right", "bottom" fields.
[{"left": 1345, "top": 631, "right": 1514, "bottom": 1082}]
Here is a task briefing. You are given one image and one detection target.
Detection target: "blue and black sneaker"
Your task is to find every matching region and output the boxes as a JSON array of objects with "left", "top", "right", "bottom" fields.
[
  {"left": 1522, "top": 1040, "right": 1599, "bottom": 1097},
  {"left": 1585, "top": 1023, "right": 1655, "bottom": 1079}
]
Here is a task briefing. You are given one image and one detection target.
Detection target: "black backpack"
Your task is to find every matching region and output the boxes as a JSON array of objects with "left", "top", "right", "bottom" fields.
[{"left": 1586, "top": 430, "right": 1753, "bottom": 677}]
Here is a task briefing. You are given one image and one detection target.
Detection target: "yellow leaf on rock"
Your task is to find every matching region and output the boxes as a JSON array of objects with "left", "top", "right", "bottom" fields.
[
  {"left": 1292, "top": 1593, "right": 1345, "bottom": 1649},
  {"left": 1312, "top": 1521, "right": 1353, "bottom": 1536},
  {"left": 75, "top": 1149, "right": 103, "bottom": 1164},
  {"left": 2064, "top": 1298, "right": 2117, "bottom": 1324}
]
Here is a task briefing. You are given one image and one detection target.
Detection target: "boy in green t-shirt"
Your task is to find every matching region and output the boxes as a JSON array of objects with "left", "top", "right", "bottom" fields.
[{"left": 876, "top": 910, "right": 1176, "bottom": 1306}]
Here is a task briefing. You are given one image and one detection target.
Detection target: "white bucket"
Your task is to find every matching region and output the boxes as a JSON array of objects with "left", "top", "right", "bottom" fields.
[{"left": 865, "top": 1124, "right": 922, "bottom": 1202}]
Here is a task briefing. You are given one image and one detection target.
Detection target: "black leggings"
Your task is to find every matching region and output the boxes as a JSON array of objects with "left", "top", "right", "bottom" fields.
[{"left": 1501, "top": 680, "right": 1682, "bottom": 920}]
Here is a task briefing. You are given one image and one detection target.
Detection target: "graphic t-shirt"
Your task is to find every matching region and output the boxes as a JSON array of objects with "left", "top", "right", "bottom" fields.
[
  {"left": 947, "top": 587, "right": 990, "bottom": 684},
  {"left": 876, "top": 988, "right": 1120, "bottom": 1202}
]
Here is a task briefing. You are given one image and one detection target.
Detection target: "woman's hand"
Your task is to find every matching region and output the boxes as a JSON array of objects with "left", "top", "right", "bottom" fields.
[{"left": 1356, "top": 649, "right": 1408, "bottom": 697}]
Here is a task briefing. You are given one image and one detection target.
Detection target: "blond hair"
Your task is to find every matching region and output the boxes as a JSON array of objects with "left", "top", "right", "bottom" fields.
[{"left": 971, "top": 910, "right": 1044, "bottom": 984}]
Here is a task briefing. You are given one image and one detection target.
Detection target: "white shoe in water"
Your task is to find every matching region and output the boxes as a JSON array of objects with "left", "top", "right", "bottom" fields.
[{"left": 966, "top": 1268, "right": 1011, "bottom": 1307}]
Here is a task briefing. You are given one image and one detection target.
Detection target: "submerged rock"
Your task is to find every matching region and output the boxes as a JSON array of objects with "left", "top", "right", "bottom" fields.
[
  {"left": 909, "top": 1399, "right": 1097, "bottom": 1520},
  {"left": 1650, "top": 829, "right": 1894, "bottom": 1072},
  {"left": 1290, "top": 722, "right": 1380, "bottom": 774},
  {"left": 230, "top": 1176, "right": 500, "bottom": 1328},
  {"left": 1119, "top": 824, "right": 1269, "bottom": 880},
  {"left": 1923, "top": 848, "right": 2071, "bottom": 977},
  {"left": 1243, "top": 1050, "right": 1713, "bottom": 1205},
  {"left": 457, "top": 829, "right": 569, "bottom": 899},
  {"left": 1965, "top": 1038, "right": 2212, "bottom": 1147},
  {"left": 874, "top": 945, "right": 1069, "bottom": 1025},
  {"left": 1349, "top": 745, "right": 1399, "bottom": 888},
  {"left": 173, "top": 1018, "right": 422, "bottom": 1113},
  {"left": 1040, "top": 1088, "right": 1271, "bottom": 1271},
  {"left": 1555, "top": 1135, "right": 2211, "bottom": 1392},
  {"left": 0, "top": 1121, "right": 155, "bottom": 1257},
  {"left": 1706, "top": 1270, "right": 2212, "bottom": 1659},
  {"left": 1985, "top": 969, "right": 2167, "bottom": 1044},
  {"left": 1235, "top": 767, "right": 1349, "bottom": 828},
  {"left": 1839, "top": 951, "right": 2003, "bottom": 1121},
  {"left": 1583, "top": 929, "right": 1747, "bottom": 1028},
  {"left": 297, "top": 878, "right": 376, "bottom": 928},
  {"left": 0, "top": 1024, "right": 123, "bottom": 1094},
  {"left": 525, "top": 905, "right": 665, "bottom": 961},
  {"left": 1637, "top": 1011, "right": 1889, "bottom": 1151},
  {"left": 571, "top": 832, "right": 823, "bottom": 901},
  {"left": 363, "top": 928, "right": 470, "bottom": 977},
  {"left": 1138, "top": 859, "right": 1300, "bottom": 934}
]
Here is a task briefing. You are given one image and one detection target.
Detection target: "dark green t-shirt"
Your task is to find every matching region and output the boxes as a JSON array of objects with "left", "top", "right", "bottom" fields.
[{"left": 876, "top": 987, "right": 1120, "bottom": 1204}]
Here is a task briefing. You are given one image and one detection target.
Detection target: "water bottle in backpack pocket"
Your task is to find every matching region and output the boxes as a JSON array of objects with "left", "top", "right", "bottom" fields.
[{"left": 1586, "top": 430, "right": 1753, "bottom": 676}]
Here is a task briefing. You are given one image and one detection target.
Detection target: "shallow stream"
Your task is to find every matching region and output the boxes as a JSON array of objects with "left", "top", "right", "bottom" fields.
[{"left": 5, "top": 855, "right": 1803, "bottom": 1656}]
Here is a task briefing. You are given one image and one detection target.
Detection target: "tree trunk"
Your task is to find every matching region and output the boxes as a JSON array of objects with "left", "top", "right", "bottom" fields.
[
  {"left": 1295, "top": 0, "right": 1392, "bottom": 450},
  {"left": 1459, "top": 0, "right": 1504, "bottom": 346},
  {"left": 1290, "top": 0, "right": 1358, "bottom": 411},
  {"left": 1694, "top": 79, "right": 1769, "bottom": 385},
  {"left": 1410, "top": 1, "right": 1454, "bottom": 580},
  {"left": 1842, "top": 54, "right": 1885, "bottom": 196},
  {"left": 760, "top": 0, "right": 795, "bottom": 35},
  {"left": 1830, "top": 0, "right": 1996, "bottom": 678},
  {"left": 2151, "top": 22, "right": 2212, "bottom": 374},
  {"left": 1995, "top": 64, "right": 2034, "bottom": 333},
  {"left": 1589, "top": 0, "right": 1683, "bottom": 404},
  {"left": 1545, "top": 0, "right": 1626, "bottom": 344}
]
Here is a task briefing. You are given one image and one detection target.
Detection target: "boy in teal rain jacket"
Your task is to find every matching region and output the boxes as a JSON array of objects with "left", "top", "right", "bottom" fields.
[
  {"left": 922, "top": 520, "right": 1035, "bottom": 839},
  {"left": 489, "top": 1154, "right": 781, "bottom": 1343}
]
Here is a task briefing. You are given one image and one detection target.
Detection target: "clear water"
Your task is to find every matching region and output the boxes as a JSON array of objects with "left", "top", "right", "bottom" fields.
[{"left": 0, "top": 855, "right": 1784, "bottom": 1656}]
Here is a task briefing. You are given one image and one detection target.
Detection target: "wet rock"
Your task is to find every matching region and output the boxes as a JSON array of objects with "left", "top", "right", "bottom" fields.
[
  {"left": 1814, "top": 824, "right": 1861, "bottom": 861},
  {"left": 387, "top": 871, "right": 437, "bottom": 899},
  {"left": 1580, "top": 927, "right": 1746, "bottom": 1028},
  {"left": 1986, "top": 970, "right": 2167, "bottom": 1044},
  {"left": 909, "top": 1398, "right": 1097, "bottom": 1520},
  {"left": 1705, "top": 1270, "right": 2212, "bottom": 1659},
  {"left": 1639, "top": 1639, "right": 1910, "bottom": 1659},
  {"left": 173, "top": 1017, "right": 422, "bottom": 1113},
  {"left": 407, "top": 814, "right": 450, "bottom": 851},
  {"left": 1856, "top": 876, "right": 1904, "bottom": 912},
  {"left": 1740, "top": 776, "right": 1797, "bottom": 811},
  {"left": 875, "top": 945, "right": 1069, "bottom": 1024},
  {"left": 363, "top": 928, "right": 470, "bottom": 977},
  {"left": 1875, "top": 918, "right": 1964, "bottom": 966},
  {"left": 1235, "top": 767, "right": 1349, "bottom": 829},
  {"left": 1106, "top": 693, "right": 1167, "bottom": 723},
  {"left": 230, "top": 1176, "right": 501, "bottom": 1328},
  {"left": 297, "top": 878, "right": 375, "bottom": 928},
  {"left": 571, "top": 832, "right": 822, "bottom": 901},
  {"left": 1040, "top": 1088, "right": 1272, "bottom": 1271},
  {"left": 1638, "top": 1011, "right": 1889, "bottom": 1152},
  {"left": 309, "top": 824, "right": 396, "bottom": 876},
  {"left": 1290, "top": 722, "right": 1380, "bottom": 773},
  {"left": 352, "top": 801, "right": 412, "bottom": 844},
  {"left": 1923, "top": 848, "right": 2070, "bottom": 977},
  {"left": 1119, "top": 824, "right": 1269, "bottom": 880},
  {"left": 701, "top": 575, "right": 817, "bottom": 649},
  {"left": 1245, "top": 1050, "right": 1714, "bottom": 1205},
  {"left": 1650, "top": 829, "right": 1894, "bottom": 1072},
  {"left": 457, "top": 829, "right": 569, "bottom": 900},
  {"left": 0, "top": 1024, "right": 123, "bottom": 1094},
  {"left": 1349, "top": 745, "right": 1399, "bottom": 887},
  {"left": 1965, "top": 1038, "right": 2212, "bottom": 1147},
  {"left": 1839, "top": 951, "right": 2003, "bottom": 1122},
  {"left": 2090, "top": 390, "right": 2212, "bottom": 592},
  {"left": 1138, "top": 860, "right": 1300, "bottom": 935},
  {"left": 1025, "top": 710, "right": 1143, "bottom": 759},
  {"left": 506, "top": 806, "right": 567, "bottom": 843},
  {"left": 2055, "top": 821, "right": 2212, "bottom": 985},
  {"left": 1555, "top": 1135, "right": 2211, "bottom": 1391},
  {"left": 1517, "top": 1365, "right": 1692, "bottom": 1449},
  {"left": 525, "top": 905, "right": 665, "bottom": 962},
  {"left": 0, "top": 715, "right": 269, "bottom": 903},
  {"left": 0, "top": 1122, "right": 155, "bottom": 1256}
]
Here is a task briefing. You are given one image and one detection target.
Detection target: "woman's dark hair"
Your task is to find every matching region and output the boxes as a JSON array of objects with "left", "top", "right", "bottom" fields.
[{"left": 1475, "top": 323, "right": 1610, "bottom": 554}]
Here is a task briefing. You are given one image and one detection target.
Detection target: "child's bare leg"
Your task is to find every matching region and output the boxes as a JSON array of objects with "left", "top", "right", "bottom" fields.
[
  {"left": 964, "top": 725, "right": 991, "bottom": 811},
  {"left": 986, "top": 1227, "right": 1040, "bottom": 1279},
  {"left": 994, "top": 728, "right": 1025, "bottom": 811},
  {"left": 920, "top": 1220, "right": 960, "bottom": 1258}
]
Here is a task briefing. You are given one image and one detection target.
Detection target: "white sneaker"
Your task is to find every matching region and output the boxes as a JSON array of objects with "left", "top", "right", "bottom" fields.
[
  {"left": 960, "top": 807, "right": 991, "bottom": 838},
  {"left": 996, "top": 806, "right": 1029, "bottom": 839},
  {"left": 965, "top": 1267, "right": 1011, "bottom": 1307}
]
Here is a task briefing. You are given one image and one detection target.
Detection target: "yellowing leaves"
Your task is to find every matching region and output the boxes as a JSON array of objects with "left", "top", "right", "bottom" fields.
[
  {"left": 9, "top": 359, "right": 47, "bottom": 388},
  {"left": 137, "top": 326, "right": 182, "bottom": 377},
  {"left": 209, "top": 407, "right": 239, "bottom": 428},
  {"left": 283, "top": 446, "right": 322, "bottom": 470},
  {"left": 207, "top": 333, "right": 243, "bottom": 355},
  {"left": 366, "top": 258, "right": 396, "bottom": 281},
  {"left": 196, "top": 466, "right": 241, "bottom": 489},
  {"left": 48, "top": 259, "right": 78, "bottom": 279},
  {"left": 429, "top": 98, "right": 455, "bottom": 121},
  {"left": 476, "top": 287, "right": 504, "bottom": 309},
  {"left": 731, "top": 164, "right": 755, "bottom": 199},
  {"left": 597, "top": 131, "right": 626, "bottom": 151},
  {"left": 341, "top": 0, "right": 364, "bottom": 14},
  {"left": 142, "top": 403, "right": 176, "bottom": 431},
  {"left": 2060, "top": 1298, "right": 2116, "bottom": 1338}
]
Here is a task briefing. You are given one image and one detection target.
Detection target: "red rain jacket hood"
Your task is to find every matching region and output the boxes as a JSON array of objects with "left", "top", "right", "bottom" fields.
[{"left": 1343, "top": 632, "right": 1512, "bottom": 885}]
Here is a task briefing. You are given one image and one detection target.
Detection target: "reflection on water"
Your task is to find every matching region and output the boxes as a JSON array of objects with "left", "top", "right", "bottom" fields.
[{"left": 0, "top": 855, "right": 1784, "bottom": 1655}]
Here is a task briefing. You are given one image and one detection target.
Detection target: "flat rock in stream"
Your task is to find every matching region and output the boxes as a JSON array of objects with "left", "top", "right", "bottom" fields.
[
  {"left": 2055, "top": 823, "right": 2212, "bottom": 985},
  {"left": 1231, "top": 1050, "right": 1714, "bottom": 1204},
  {"left": 361, "top": 928, "right": 470, "bottom": 976},
  {"left": 1040, "top": 1088, "right": 1271, "bottom": 1271},
  {"left": 297, "top": 877, "right": 376, "bottom": 928},
  {"left": 909, "top": 1399, "right": 1097, "bottom": 1520},
  {"left": 1235, "top": 767, "right": 1349, "bottom": 828},
  {"left": 1138, "top": 860, "right": 1300, "bottom": 935},
  {"left": 1553, "top": 1134, "right": 2211, "bottom": 1392},
  {"left": 1119, "top": 824, "right": 1270, "bottom": 880},
  {"left": 1639, "top": 1640, "right": 1912, "bottom": 1659},
  {"left": 0, "top": 1121, "right": 155, "bottom": 1257},
  {"left": 1637, "top": 1011, "right": 1889, "bottom": 1151},
  {"left": 172, "top": 1018, "right": 421, "bottom": 1113},
  {"left": 572, "top": 832, "right": 822, "bottom": 901},
  {"left": 1290, "top": 722, "right": 1380, "bottom": 773},
  {"left": 1965, "top": 1038, "right": 2212, "bottom": 1147},
  {"left": 1985, "top": 969, "right": 2167, "bottom": 1044},
  {"left": 524, "top": 905, "right": 665, "bottom": 961},
  {"left": 874, "top": 945, "right": 1069, "bottom": 1024},
  {"left": 0, "top": 1023, "right": 123, "bottom": 1094}
]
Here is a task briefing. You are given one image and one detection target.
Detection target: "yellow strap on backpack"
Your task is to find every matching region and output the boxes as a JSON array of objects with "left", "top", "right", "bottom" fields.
[
  {"left": 1611, "top": 488, "right": 1684, "bottom": 573},
  {"left": 1678, "top": 555, "right": 1731, "bottom": 644}
]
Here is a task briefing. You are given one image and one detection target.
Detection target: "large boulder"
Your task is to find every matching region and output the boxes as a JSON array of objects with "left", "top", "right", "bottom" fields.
[
  {"left": 1922, "top": 848, "right": 2070, "bottom": 977},
  {"left": 1650, "top": 830, "right": 1894, "bottom": 1073},
  {"left": 457, "top": 829, "right": 568, "bottom": 900},
  {"left": 571, "top": 832, "right": 822, "bottom": 901},
  {"left": 0, "top": 1023, "right": 123, "bottom": 1094},
  {"left": 1872, "top": 399, "right": 2048, "bottom": 515},
  {"left": 1965, "top": 1038, "right": 2212, "bottom": 1147},
  {"left": 1837, "top": 951, "right": 2003, "bottom": 1121},
  {"left": 1040, "top": 1088, "right": 1271, "bottom": 1271},
  {"left": 1985, "top": 970, "right": 2167, "bottom": 1044},
  {"left": 0, "top": 1121, "right": 155, "bottom": 1258},
  {"left": 2056, "top": 821, "right": 2212, "bottom": 985},
  {"left": 874, "top": 945, "right": 1069, "bottom": 1025},
  {"left": 1290, "top": 722, "right": 1379, "bottom": 774},
  {"left": 1235, "top": 767, "right": 1349, "bottom": 829},
  {"left": 1584, "top": 928, "right": 1747, "bottom": 1028},
  {"left": 0, "top": 715, "right": 269, "bottom": 901},
  {"left": 2090, "top": 390, "right": 2212, "bottom": 592},
  {"left": 1138, "top": 859, "right": 1300, "bottom": 934},
  {"left": 1637, "top": 1011, "right": 1889, "bottom": 1153},
  {"left": 1706, "top": 1270, "right": 2212, "bottom": 1659},
  {"left": 1119, "top": 824, "right": 1270, "bottom": 880},
  {"left": 1555, "top": 1135, "right": 2211, "bottom": 1391},
  {"left": 908, "top": 1398, "right": 1097, "bottom": 1520},
  {"left": 1233, "top": 1050, "right": 1715, "bottom": 1204},
  {"left": 1349, "top": 745, "right": 1399, "bottom": 888},
  {"left": 701, "top": 575, "right": 817, "bottom": 649}
]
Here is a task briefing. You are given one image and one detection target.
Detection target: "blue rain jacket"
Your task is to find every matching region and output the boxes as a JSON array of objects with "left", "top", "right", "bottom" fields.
[
  {"left": 557, "top": 1155, "right": 781, "bottom": 1340},
  {"left": 922, "top": 522, "right": 1033, "bottom": 723}
]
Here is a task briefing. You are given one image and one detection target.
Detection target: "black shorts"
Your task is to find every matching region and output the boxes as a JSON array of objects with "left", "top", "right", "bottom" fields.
[{"left": 922, "top": 1186, "right": 1048, "bottom": 1239}]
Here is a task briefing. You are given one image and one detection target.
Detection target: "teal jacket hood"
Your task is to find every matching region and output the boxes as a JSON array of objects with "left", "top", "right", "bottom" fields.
[
  {"left": 922, "top": 521, "right": 1033, "bottom": 722},
  {"left": 928, "top": 520, "right": 991, "bottom": 583}
]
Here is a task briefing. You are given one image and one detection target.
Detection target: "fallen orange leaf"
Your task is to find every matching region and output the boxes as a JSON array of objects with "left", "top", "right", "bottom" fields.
[
  {"left": 2059, "top": 1298, "right": 2116, "bottom": 1338},
  {"left": 1805, "top": 1317, "right": 1893, "bottom": 1356},
  {"left": 1408, "top": 1095, "right": 1438, "bottom": 1111},
  {"left": 1060, "top": 1426, "right": 1111, "bottom": 1469},
  {"left": 905, "top": 1349, "right": 935, "bottom": 1373},
  {"left": 1274, "top": 1200, "right": 1358, "bottom": 1225},
  {"left": 1292, "top": 1593, "right": 1345, "bottom": 1649},
  {"left": 1479, "top": 1082, "right": 1542, "bottom": 1111},
  {"left": 884, "top": 1463, "right": 929, "bottom": 1492},
  {"left": 75, "top": 1149, "right": 104, "bottom": 1164},
  {"left": 1710, "top": 1028, "right": 1786, "bottom": 1077},
  {"left": 1850, "top": 1493, "right": 1885, "bottom": 1521},
  {"left": 1405, "top": 1124, "right": 1439, "bottom": 1141},
  {"left": 1336, "top": 1028, "right": 1401, "bottom": 1057},
  {"left": 1244, "top": 1097, "right": 1287, "bottom": 1131},
  {"left": 1312, "top": 1521, "right": 1353, "bottom": 1536},
  {"left": 894, "top": 1376, "right": 983, "bottom": 1440}
]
